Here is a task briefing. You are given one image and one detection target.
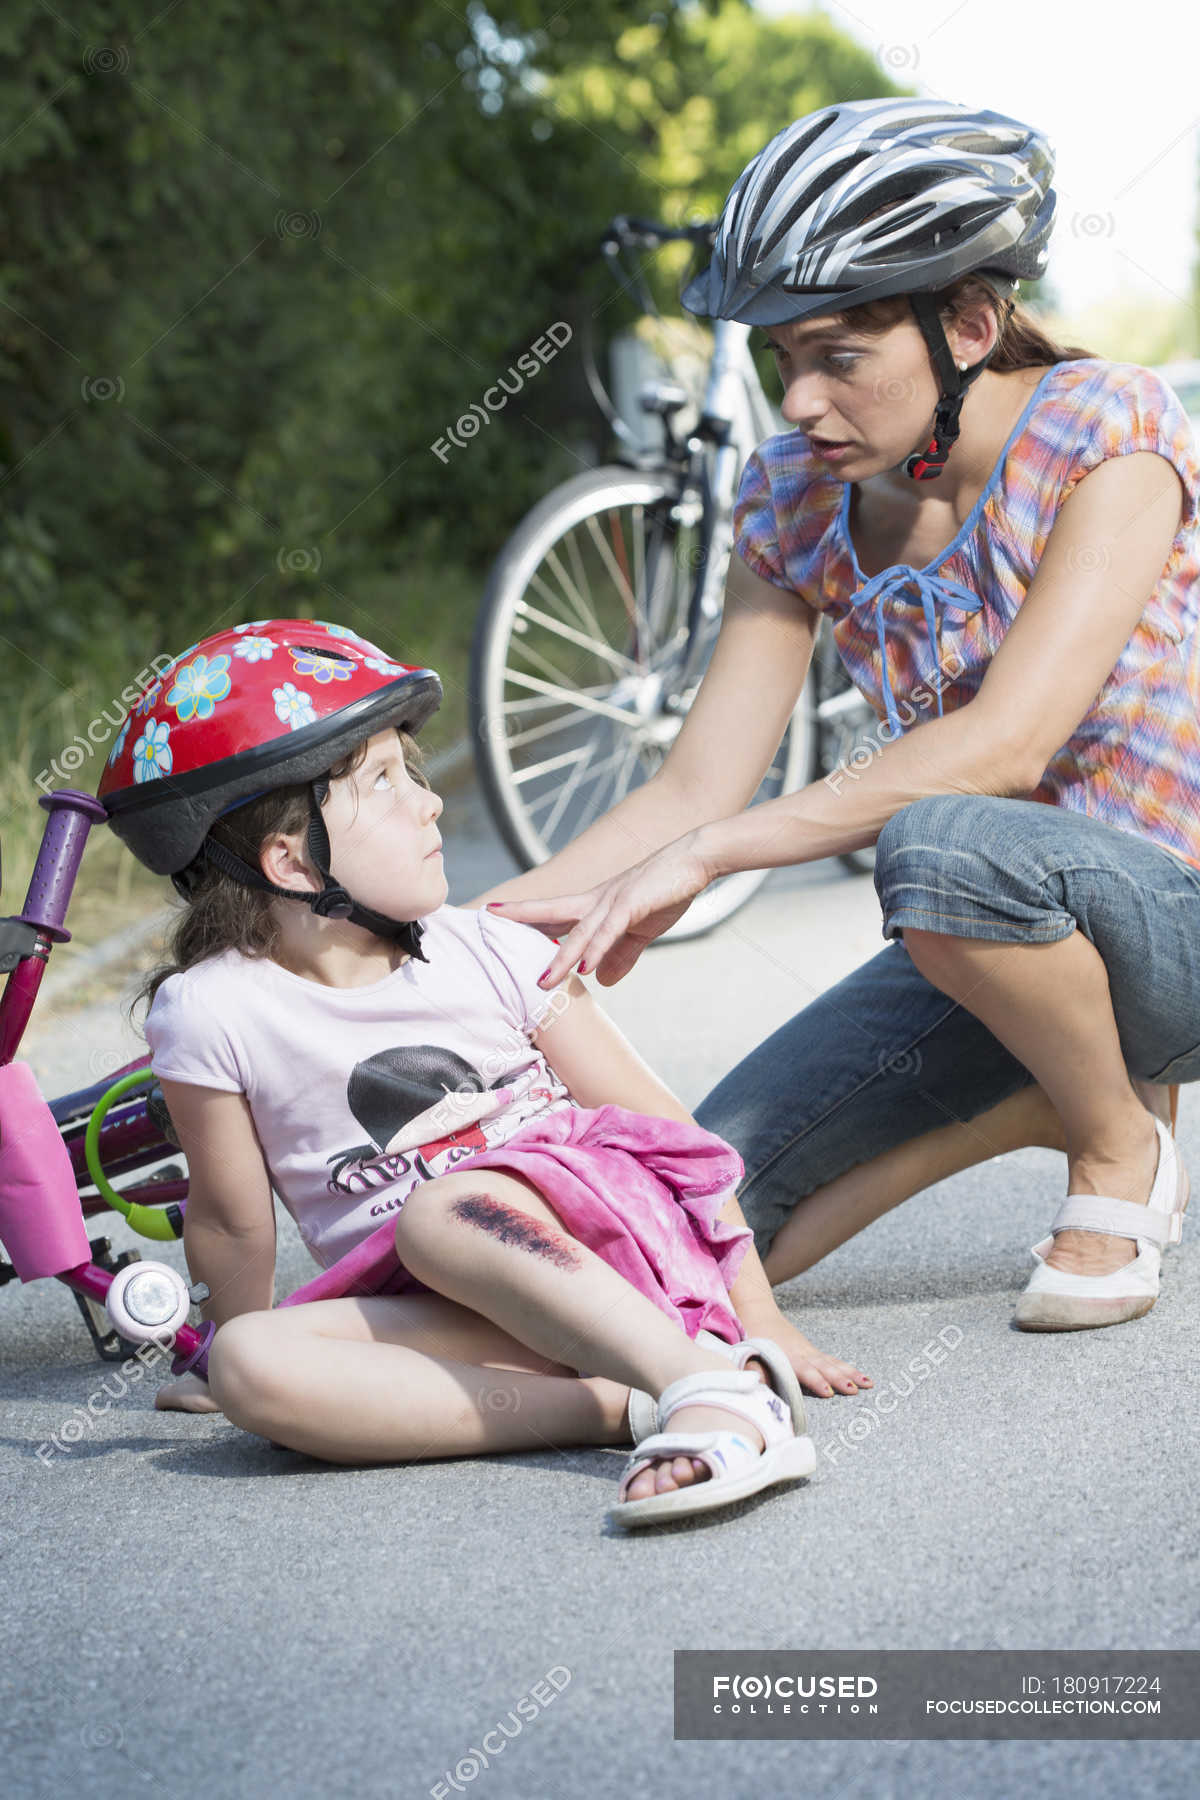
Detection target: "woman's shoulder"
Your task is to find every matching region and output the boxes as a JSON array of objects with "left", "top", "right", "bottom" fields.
[
  {"left": 746, "top": 427, "right": 845, "bottom": 500},
  {"left": 734, "top": 429, "right": 847, "bottom": 591},
  {"left": 1007, "top": 357, "right": 1199, "bottom": 503},
  {"left": 1031, "top": 356, "right": 1190, "bottom": 439}
]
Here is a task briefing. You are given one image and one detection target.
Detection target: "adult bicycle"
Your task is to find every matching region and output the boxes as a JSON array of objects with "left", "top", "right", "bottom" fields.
[{"left": 469, "top": 215, "right": 879, "bottom": 941}]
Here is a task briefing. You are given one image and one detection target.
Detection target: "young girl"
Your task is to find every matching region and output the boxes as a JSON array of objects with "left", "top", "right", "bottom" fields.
[{"left": 99, "top": 618, "right": 870, "bottom": 1528}]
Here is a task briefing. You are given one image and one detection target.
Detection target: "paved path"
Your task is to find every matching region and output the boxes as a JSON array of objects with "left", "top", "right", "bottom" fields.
[{"left": 5, "top": 778, "right": 1196, "bottom": 1799}]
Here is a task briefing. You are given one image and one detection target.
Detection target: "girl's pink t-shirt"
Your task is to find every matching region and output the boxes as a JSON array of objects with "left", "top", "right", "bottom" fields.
[{"left": 144, "top": 906, "right": 576, "bottom": 1269}]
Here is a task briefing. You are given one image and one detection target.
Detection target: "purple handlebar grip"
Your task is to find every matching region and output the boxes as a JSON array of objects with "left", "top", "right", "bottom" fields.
[
  {"left": 23, "top": 790, "right": 108, "bottom": 941},
  {"left": 171, "top": 1319, "right": 216, "bottom": 1381}
]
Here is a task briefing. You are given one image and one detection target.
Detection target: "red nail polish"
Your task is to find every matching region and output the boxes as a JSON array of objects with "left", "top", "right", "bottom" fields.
[
  {"left": 538, "top": 967, "right": 551, "bottom": 984},
  {"left": 578, "top": 961, "right": 589, "bottom": 976},
  {"left": 486, "top": 902, "right": 502, "bottom": 909}
]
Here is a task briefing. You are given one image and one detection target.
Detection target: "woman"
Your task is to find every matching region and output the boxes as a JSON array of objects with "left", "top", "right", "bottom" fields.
[{"left": 481, "top": 97, "right": 1200, "bottom": 1342}]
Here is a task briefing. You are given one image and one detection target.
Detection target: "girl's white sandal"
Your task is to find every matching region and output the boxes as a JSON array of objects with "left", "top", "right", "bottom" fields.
[
  {"left": 625, "top": 1330, "right": 808, "bottom": 1442},
  {"left": 609, "top": 1367, "right": 816, "bottom": 1528},
  {"left": 1014, "top": 1115, "right": 1188, "bottom": 1331}
]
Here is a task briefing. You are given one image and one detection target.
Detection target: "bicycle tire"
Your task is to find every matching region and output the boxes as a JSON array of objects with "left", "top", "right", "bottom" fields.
[
  {"left": 811, "top": 621, "right": 879, "bottom": 878},
  {"left": 469, "top": 464, "right": 814, "bottom": 940}
]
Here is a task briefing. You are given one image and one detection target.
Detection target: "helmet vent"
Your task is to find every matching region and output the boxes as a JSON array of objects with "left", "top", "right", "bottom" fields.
[{"left": 295, "top": 644, "right": 354, "bottom": 662}]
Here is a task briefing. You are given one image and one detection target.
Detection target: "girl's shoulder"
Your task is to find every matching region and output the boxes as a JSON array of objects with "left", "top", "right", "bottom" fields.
[
  {"left": 423, "top": 902, "right": 551, "bottom": 981},
  {"left": 145, "top": 945, "right": 267, "bottom": 1026},
  {"left": 422, "top": 904, "right": 561, "bottom": 1032}
]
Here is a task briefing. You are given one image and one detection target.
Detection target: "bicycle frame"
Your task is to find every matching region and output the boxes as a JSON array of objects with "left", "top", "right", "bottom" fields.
[
  {"left": 0, "top": 788, "right": 211, "bottom": 1371},
  {"left": 671, "top": 317, "right": 782, "bottom": 693}
]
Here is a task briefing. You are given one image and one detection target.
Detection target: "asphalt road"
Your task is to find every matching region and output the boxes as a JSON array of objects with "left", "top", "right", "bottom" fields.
[{"left": 5, "top": 775, "right": 1198, "bottom": 1800}]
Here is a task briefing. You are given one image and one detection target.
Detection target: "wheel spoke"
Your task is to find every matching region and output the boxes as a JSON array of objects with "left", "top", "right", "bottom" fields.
[
  {"left": 524, "top": 735, "right": 635, "bottom": 825},
  {"left": 582, "top": 507, "right": 646, "bottom": 645},
  {"left": 529, "top": 551, "right": 616, "bottom": 651},
  {"left": 501, "top": 668, "right": 638, "bottom": 728},
  {"left": 570, "top": 733, "right": 644, "bottom": 835},
  {"left": 539, "top": 724, "right": 611, "bottom": 838},
  {"left": 513, "top": 598, "right": 640, "bottom": 676},
  {"left": 508, "top": 740, "right": 603, "bottom": 786},
  {"left": 502, "top": 707, "right": 604, "bottom": 754}
]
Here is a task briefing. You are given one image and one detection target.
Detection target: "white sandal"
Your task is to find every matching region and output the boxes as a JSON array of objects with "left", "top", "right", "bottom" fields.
[
  {"left": 1014, "top": 1115, "right": 1189, "bottom": 1331},
  {"left": 610, "top": 1367, "right": 815, "bottom": 1527},
  {"left": 625, "top": 1330, "right": 808, "bottom": 1441}
]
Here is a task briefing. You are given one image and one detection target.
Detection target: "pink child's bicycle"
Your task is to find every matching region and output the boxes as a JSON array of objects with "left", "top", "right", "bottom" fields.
[{"left": 0, "top": 788, "right": 215, "bottom": 1377}]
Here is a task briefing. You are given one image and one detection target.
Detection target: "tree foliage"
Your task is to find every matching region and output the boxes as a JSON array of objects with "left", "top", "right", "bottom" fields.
[{"left": 0, "top": 0, "right": 897, "bottom": 789}]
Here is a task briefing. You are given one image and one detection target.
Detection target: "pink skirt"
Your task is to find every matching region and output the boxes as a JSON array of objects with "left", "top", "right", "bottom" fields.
[{"left": 277, "top": 1102, "right": 751, "bottom": 1350}]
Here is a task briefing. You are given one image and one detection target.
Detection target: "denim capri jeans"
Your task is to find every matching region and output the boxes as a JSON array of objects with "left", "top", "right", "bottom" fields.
[{"left": 694, "top": 794, "right": 1200, "bottom": 1261}]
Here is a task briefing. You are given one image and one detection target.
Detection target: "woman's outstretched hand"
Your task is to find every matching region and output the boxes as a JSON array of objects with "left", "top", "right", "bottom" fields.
[{"left": 486, "top": 834, "right": 712, "bottom": 988}]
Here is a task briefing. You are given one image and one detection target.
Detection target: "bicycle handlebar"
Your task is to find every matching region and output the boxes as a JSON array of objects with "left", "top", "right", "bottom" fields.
[
  {"left": 602, "top": 214, "right": 717, "bottom": 254},
  {"left": 23, "top": 791, "right": 108, "bottom": 941}
]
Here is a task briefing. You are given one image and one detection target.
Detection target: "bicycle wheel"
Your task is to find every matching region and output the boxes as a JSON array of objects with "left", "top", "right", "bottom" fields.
[
  {"left": 470, "top": 464, "right": 815, "bottom": 940},
  {"left": 811, "top": 620, "right": 880, "bottom": 878}
]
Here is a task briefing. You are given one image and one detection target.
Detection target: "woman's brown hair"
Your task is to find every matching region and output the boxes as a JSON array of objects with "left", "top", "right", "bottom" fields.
[
  {"left": 827, "top": 273, "right": 1095, "bottom": 369},
  {"left": 133, "top": 726, "right": 428, "bottom": 1018}
]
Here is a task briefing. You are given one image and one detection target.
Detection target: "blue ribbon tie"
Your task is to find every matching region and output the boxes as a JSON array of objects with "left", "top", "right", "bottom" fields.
[{"left": 852, "top": 564, "right": 981, "bottom": 737}]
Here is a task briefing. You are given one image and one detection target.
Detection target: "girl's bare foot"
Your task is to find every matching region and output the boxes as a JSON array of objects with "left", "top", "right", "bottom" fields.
[
  {"left": 622, "top": 1356, "right": 771, "bottom": 1502},
  {"left": 155, "top": 1373, "right": 223, "bottom": 1413}
]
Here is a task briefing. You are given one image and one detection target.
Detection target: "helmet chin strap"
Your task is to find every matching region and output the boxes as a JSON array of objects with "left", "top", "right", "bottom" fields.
[
  {"left": 180, "top": 777, "right": 428, "bottom": 961},
  {"left": 902, "top": 293, "right": 994, "bottom": 481}
]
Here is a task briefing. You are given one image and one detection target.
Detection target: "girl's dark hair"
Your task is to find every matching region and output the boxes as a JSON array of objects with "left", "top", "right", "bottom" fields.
[
  {"left": 133, "top": 726, "right": 429, "bottom": 1018},
  {"left": 825, "top": 273, "right": 1096, "bottom": 368}
]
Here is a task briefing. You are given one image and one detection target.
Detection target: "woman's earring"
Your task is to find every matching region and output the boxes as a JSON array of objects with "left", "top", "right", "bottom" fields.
[{"left": 957, "top": 359, "right": 968, "bottom": 371}]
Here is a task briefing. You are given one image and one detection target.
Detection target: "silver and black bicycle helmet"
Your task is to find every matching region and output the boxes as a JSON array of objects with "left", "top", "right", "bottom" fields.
[{"left": 682, "top": 98, "right": 1057, "bottom": 478}]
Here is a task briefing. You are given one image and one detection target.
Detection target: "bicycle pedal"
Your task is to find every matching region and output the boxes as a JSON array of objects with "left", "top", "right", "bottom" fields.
[{"left": 73, "top": 1240, "right": 145, "bottom": 1362}]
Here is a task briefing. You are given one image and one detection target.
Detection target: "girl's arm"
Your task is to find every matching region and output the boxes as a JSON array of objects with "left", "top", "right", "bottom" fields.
[
  {"left": 158, "top": 1080, "right": 278, "bottom": 1328},
  {"left": 520, "top": 449, "right": 1187, "bottom": 988},
  {"left": 532, "top": 976, "right": 870, "bottom": 1396},
  {"left": 464, "top": 555, "right": 820, "bottom": 909}
]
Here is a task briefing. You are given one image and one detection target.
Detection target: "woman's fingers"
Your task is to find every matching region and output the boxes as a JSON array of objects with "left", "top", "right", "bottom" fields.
[
  {"left": 535, "top": 902, "right": 613, "bottom": 987},
  {"left": 484, "top": 895, "right": 590, "bottom": 934}
]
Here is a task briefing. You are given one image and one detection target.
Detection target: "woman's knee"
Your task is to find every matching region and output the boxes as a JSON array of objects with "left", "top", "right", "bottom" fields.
[
  {"left": 873, "top": 795, "right": 1071, "bottom": 943},
  {"left": 874, "top": 794, "right": 991, "bottom": 877}
]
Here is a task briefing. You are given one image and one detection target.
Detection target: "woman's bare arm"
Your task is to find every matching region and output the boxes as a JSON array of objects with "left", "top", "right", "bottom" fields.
[
  {"left": 519, "top": 450, "right": 1187, "bottom": 988},
  {"left": 464, "top": 554, "right": 819, "bottom": 908}
]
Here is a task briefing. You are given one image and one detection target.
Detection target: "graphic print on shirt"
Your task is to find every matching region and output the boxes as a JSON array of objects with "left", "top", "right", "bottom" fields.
[{"left": 326, "top": 1043, "right": 558, "bottom": 1210}]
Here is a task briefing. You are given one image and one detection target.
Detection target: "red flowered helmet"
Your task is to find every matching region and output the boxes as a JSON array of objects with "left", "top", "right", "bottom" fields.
[{"left": 99, "top": 619, "right": 442, "bottom": 953}]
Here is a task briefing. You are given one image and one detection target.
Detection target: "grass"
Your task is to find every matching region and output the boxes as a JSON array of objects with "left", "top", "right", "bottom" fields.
[{"left": 1, "top": 561, "right": 483, "bottom": 955}]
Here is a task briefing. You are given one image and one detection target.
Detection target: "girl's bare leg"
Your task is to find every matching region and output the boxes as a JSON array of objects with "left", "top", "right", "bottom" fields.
[
  {"left": 762, "top": 1073, "right": 1173, "bottom": 1286},
  {"left": 208, "top": 1171, "right": 772, "bottom": 1500}
]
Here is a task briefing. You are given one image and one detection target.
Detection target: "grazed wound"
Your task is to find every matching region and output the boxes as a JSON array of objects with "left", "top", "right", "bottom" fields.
[{"left": 450, "top": 1193, "right": 582, "bottom": 1270}]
